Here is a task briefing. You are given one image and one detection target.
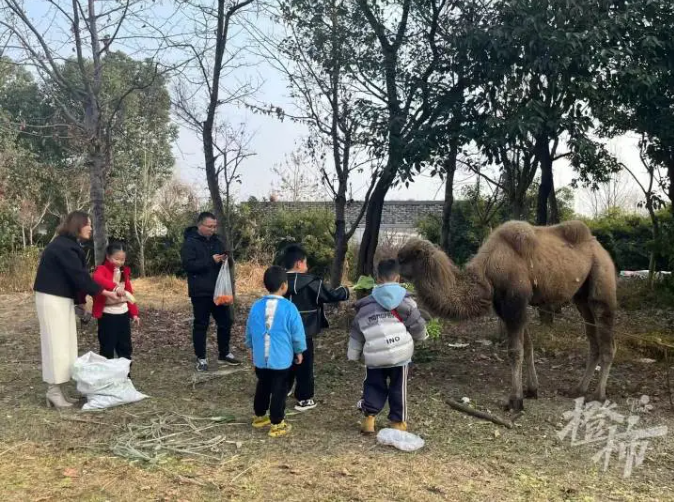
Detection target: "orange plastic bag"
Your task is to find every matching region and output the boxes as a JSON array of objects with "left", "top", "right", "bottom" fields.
[{"left": 213, "top": 260, "right": 234, "bottom": 306}]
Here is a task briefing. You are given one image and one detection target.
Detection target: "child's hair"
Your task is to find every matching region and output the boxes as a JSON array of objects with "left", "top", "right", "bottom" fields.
[
  {"left": 264, "top": 265, "right": 288, "bottom": 293},
  {"left": 376, "top": 259, "right": 399, "bottom": 282},
  {"left": 281, "top": 243, "right": 307, "bottom": 270},
  {"left": 106, "top": 241, "right": 126, "bottom": 256}
]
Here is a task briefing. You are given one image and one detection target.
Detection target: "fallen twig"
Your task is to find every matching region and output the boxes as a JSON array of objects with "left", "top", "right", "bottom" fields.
[
  {"left": 447, "top": 399, "right": 515, "bottom": 429},
  {"left": 0, "top": 441, "right": 28, "bottom": 457},
  {"left": 61, "top": 415, "right": 116, "bottom": 427},
  {"left": 110, "top": 411, "right": 241, "bottom": 463},
  {"left": 230, "top": 463, "right": 255, "bottom": 484}
]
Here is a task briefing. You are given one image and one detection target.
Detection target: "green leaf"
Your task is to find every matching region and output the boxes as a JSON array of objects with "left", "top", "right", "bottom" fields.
[{"left": 353, "top": 275, "right": 376, "bottom": 291}]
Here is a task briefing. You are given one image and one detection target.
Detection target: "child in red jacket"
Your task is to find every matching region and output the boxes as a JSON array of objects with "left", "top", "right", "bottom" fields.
[{"left": 92, "top": 242, "right": 140, "bottom": 362}]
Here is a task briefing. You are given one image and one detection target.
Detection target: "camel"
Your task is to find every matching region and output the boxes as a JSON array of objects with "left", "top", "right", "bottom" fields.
[{"left": 397, "top": 220, "right": 617, "bottom": 412}]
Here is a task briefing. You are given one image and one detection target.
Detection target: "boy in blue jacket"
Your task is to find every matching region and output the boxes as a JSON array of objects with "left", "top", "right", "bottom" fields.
[{"left": 245, "top": 266, "right": 306, "bottom": 437}]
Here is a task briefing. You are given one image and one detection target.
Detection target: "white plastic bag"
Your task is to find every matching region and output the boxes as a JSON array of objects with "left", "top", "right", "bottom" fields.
[
  {"left": 72, "top": 351, "right": 148, "bottom": 411},
  {"left": 213, "top": 260, "right": 234, "bottom": 306},
  {"left": 376, "top": 428, "right": 425, "bottom": 452}
]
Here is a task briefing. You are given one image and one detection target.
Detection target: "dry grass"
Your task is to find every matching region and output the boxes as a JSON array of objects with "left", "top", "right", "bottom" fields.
[
  {"left": 233, "top": 261, "right": 266, "bottom": 295},
  {"left": 0, "top": 249, "right": 40, "bottom": 294},
  {"left": 2, "top": 281, "right": 674, "bottom": 501}
]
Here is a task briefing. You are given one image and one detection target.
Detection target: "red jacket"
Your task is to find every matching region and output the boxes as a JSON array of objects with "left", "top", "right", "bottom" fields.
[{"left": 92, "top": 260, "right": 139, "bottom": 319}]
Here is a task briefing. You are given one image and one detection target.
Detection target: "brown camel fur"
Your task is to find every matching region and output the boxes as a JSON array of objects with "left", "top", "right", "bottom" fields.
[{"left": 397, "top": 220, "right": 617, "bottom": 412}]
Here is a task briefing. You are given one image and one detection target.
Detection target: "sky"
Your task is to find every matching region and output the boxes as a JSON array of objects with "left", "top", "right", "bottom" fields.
[{"left": 19, "top": 1, "right": 650, "bottom": 216}]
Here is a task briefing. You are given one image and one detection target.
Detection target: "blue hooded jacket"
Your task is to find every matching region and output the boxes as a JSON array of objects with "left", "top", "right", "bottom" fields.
[
  {"left": 245, "top": 295, "right": 307, "bottom": 370},
  {"left": 371, "top": 283, "right": 408, "bottom": 310}
]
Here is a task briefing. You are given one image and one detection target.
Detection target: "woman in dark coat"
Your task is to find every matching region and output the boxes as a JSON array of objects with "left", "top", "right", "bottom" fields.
[{"left": 33, "top": 211, "right": 124, "bottom": 408}]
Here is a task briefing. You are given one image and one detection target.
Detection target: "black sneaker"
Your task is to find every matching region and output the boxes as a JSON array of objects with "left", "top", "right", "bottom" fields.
[
  {"left": 295, "top": 399, "right": 317, "bottom": 412},
  {"left": 218, "top": 353, "right": 242, "bottom": 366},
  {"left": 196, "top": 359, "right": 208, "bottom": 372}
]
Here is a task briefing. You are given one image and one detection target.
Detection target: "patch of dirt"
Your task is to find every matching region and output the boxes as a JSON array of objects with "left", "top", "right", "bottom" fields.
[{"left": 1, "top": 290, "right": 673, "bottom": 501}]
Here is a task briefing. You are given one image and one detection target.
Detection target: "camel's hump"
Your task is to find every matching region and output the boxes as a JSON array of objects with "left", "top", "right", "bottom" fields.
[
  {"left": 545, "top": 220, "right": 593, "bottom": 245},
  {"left": 490, "top": 220, "right": 593, "bottom": 258},
  {"left": 492, "top": 221, "right": 537, "bottom": 258}
]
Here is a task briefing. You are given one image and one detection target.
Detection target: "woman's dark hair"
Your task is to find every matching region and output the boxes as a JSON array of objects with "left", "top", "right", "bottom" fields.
[
  {"left": 57, "top": 211, "right": 91, "bottom": 239},
  {"left": 106, "top": 241, "right": 126, "bottom": 256}
]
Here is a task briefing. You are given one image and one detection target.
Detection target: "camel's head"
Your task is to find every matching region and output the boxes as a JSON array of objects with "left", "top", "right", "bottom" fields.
[{"left": 396, "top": 238, "right": 438, "bottom": 281}]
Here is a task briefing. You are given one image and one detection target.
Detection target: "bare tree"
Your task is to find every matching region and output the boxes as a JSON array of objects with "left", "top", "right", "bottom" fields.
[
  {"left": 622, "top": 136, "right": 668, "bottom": 287},
  {"left": 1, "top": 0, "right": 175, "bottom": 262},
  {"left": 17, "top": 197, "right": 51, "bottom": 248},
  {"left": 119, "top": 147, "right": 164, "bottom": 277},
  {"left": 171, "top": 0, "right": 256, "bottom": 252},
  {"left": 581, "top": 170, "right": 640, "bottom": 218},
  {"left": 214, "top": 121, "right": 255, "bottom": 251},
  {"left": 246, "top": 0, "right": 379, "bottom": 285},
  {"left": 271, "top": 148, "right": 325, "bottom": 202}
]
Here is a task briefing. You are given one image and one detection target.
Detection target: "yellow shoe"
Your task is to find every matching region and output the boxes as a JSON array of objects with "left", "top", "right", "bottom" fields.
[
  {"left": 390, "top": 421, "right": 407, "bottom": 432},
  {"left": 252, "top": 416, "right": 271, "bottom": 429},
  {"left": 269, "top": 421, "right": 292, "bottom": 437},
  {"left": 361, "top": 415, "right": 376, "bottom": 434}
]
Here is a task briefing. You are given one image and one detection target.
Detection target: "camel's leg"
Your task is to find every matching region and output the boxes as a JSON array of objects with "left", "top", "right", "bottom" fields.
[
  {"left": 572, "top": 299, "right": 599, "bottom": 397},
  {"left": 588, "top": 302, "right": 616, "bottom": 402},
  {"left": 506, "top": 325, "right": 525, "bottom": 412},
  {"left": 523, "top": 329, "right": 538, "bottom": 399},
  {"left": 494, "top": 291, "right": 529, "bottom": 412}
]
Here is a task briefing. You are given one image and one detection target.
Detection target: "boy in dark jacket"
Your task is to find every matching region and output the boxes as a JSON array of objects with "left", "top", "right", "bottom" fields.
[
  {"left": 282, "top": 244, "right": 350, "bottom": 411},
  {"left": 181, "top": 212, "right": 240, "bottom": 372}
]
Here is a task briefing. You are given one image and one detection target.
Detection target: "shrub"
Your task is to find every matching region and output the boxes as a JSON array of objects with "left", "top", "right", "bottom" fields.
[
  {"left": 416, "top": 200, "right": 491, "bottom": 265},
  {"left": 0, "top": 247, "right": 41, "bottom": 293},
  {"left": 583, "top": 209, "right": 670, "bottom": 272},
  {"left": 266, "top": 209, "right": 336, "bottom": 279}
]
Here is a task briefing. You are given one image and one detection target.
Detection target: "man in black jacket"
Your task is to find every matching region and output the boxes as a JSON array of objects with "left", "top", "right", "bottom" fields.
[
  {"left": 282, "top": 244, "right": 350, "bottom": 411},
  {"left": 181, "top": 212, "right": 241, "bottom": 371}
]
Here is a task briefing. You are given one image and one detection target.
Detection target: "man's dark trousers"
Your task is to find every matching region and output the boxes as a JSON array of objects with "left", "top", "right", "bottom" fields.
[{"left": 191, "top": 297, "right": 232, "bottom": 359}]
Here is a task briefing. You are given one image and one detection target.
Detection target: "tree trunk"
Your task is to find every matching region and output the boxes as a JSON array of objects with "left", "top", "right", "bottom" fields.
[
  {"left": 331, "top": 192, "right": 348, "bottom": 287},
  {"left": 440, "top": 144, "right": 457, "bottom": 256},
  {"left": 202, "top": 126, "right": 228, "bottom": 248},
  {"left": 89, "top": 143, "right": 108, "bottom": 265},
  {"left": 549, "top": 179, "right": 560, "bottom": 224},
  {"left": 138, "top": 241, "right": 146, "bottom": 277},
  {"left": 224, "top": 182, "right": 234, "bottom": 255},
  {"left": 510, "top": 190, "right": 526, "bottom": 220},
  {"left": 668, "top": 161, "right": 674, "bottom": 218},
  {"left": 356, "top": 164, "right": 397, "bottom": 278},
  {"left": 535, "top": 135, "right": 553, "bottom": 226},
  {"left": 646, "top": 201, "right": 661, "bottom": 289}
]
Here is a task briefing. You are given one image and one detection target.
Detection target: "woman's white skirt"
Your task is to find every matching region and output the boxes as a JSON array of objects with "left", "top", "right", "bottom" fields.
[{"left": 35, "top": 292, "right": 78, "bottom": 385}]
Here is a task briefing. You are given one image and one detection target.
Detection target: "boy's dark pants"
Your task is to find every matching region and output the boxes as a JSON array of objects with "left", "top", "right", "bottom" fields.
[
  {"left": 287, "top": 337, "right": 314, "bottom": 400},
  {"left": 191, "top": 297, "right": 232, "bottom": 359},
  {"left": 98, "top": 313, "right": 132, "bottom": 360},
  {"left": 254, "top": 368, "right": 291, "bottom": 424},
  {"left": 361, "top": 365, "right": 408, "bottom": 423}
]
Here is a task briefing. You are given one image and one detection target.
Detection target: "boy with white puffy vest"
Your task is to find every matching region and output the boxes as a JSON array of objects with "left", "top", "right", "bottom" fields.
[{"left": 348, "top": 259, "right": 427, "bottom": 434}]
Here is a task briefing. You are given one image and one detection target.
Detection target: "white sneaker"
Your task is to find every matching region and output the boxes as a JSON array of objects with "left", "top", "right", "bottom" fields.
[
  {"left": 295, "top": 399, "right": 317, "bottom": 412},
  {"left": 196, "top": 359, "right": 208, "bottom": 372}
]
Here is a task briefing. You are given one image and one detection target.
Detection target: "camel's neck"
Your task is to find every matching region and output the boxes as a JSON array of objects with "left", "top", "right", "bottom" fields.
[{"left": 412, "top": 256, "right": 493, "bottom": 321}]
